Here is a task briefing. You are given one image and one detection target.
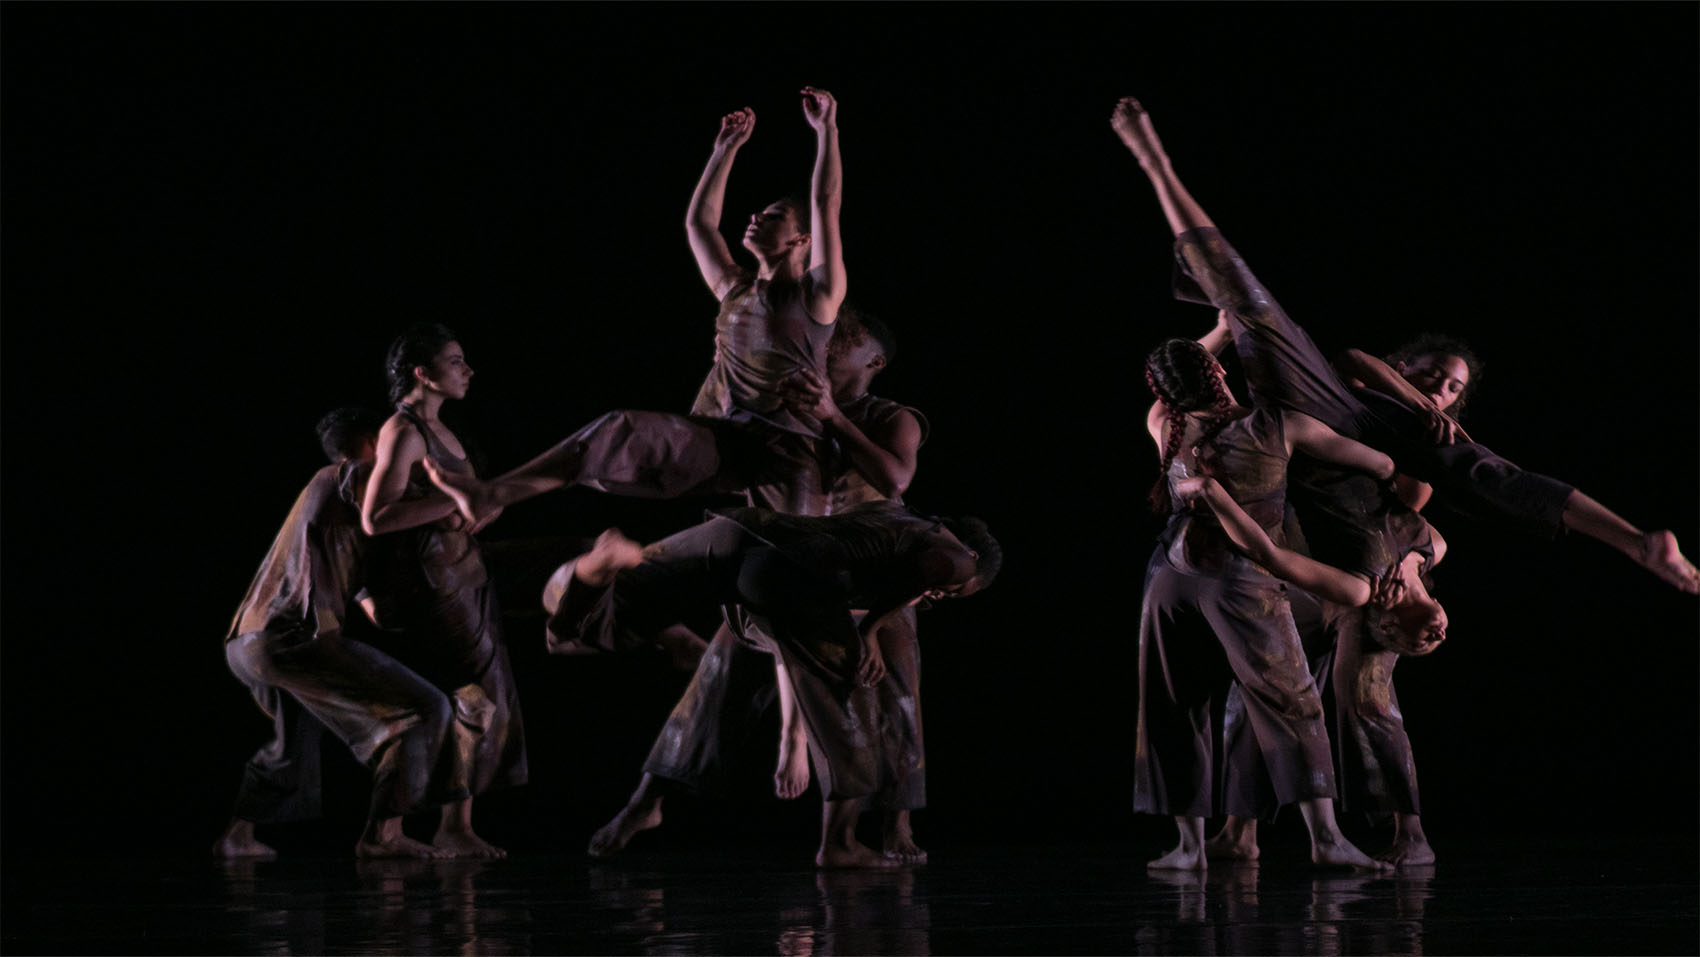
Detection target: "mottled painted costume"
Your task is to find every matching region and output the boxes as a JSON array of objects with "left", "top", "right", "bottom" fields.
[
  {"left": 552, "top": 501, "right": 941, "bottom": 801},
  {"left": 1134, "top": 407, "right": 1337, "bottom": 817},
  {"left": 226, "top": 462, "right": 468, "bottom": 823},
  {"left": 1172, "top": 227, "right": 1454, "bottom": 819},
  {"left": 637, "top": 394, "right": 931, "bottom": 809},
  {"left": 364, "top": 407, "right": 527, "bottom": 797}
]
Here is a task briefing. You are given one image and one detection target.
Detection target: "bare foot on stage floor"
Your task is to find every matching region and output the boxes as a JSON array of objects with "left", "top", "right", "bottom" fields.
[
  {"left": 433, "top": 828, "right": 507, "bottom": 859},
  {"left": 1641, "top": 531, "right": 1700, "bottom": 594},
  {"left": 356, "top": 834, "right": 450, "bottom": 860},
  {"left": 817, "top": 840, "right": 901, "bottom": 870},
  {"left": 774, "top": 727, "right": 811, "bottom": 799},
  {"left": 882, "top": 811, "right": 927, "bottom": 866},
  {"left": 1311, "top": 835, "right": 1391, "bottom": 872},
  {"left": 587, "top": 802, "right": 662, "bottom": 858},
  {"left": 213, "top": 820, "right": 277, "bottom": 860},
  {"left": 1148, "top": 844, "right": 1208, "bottom": 872},
  {"left": 1204, "top": 821, "right": 1260, "bottom": 862},
  {"left": 422, "top": 456, "right": 496, "bottom": 527},
  {"left": 1377, "top": 835, "right": 1436, "bottom": 867}
]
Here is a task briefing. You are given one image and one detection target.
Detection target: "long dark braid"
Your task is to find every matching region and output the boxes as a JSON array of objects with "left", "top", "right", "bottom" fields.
[{"left": 1144, "top": 338, "right": 1238, "bottom": 514}]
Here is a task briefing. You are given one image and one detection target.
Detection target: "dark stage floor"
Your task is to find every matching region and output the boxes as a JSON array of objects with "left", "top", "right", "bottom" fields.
[{"left": 4, "top": 836, "right": 1694, "bottom": 955}]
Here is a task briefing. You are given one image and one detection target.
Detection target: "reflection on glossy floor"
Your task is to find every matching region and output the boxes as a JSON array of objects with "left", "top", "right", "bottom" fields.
[{"left": 5, "top": 837, "right": 1695, "bottom": 955}]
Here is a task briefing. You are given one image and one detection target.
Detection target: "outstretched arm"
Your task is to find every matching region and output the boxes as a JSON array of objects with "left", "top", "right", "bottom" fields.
[
  {"left": 1175, "top": 476, "right": 1373, "bottom": 607},
  {"left": 800, "top": 86, "right": 846, "bottom": 322},
  {"left": 1283, "top": 410, "right": 1396, "bottom": 481},
  {"left": 686, "top": 108, "right": 755, "bottom": 300},
  {"left": 1335, "top": 348, "right": 1471, "bottom": 445}
]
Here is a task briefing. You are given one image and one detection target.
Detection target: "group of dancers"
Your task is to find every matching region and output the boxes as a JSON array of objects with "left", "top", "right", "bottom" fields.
[
  {"left": 217, "top": 87, "right": 999, "bottom": 869},
  {"left": 1114, "top": 97, "right": 1698, "bottom": 871},
  {"left": 216, "top": 89, "right": 1696, "bottom": 873}
]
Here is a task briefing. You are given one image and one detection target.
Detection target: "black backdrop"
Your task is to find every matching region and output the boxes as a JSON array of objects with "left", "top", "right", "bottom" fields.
[{"left": 4, "top": 5, "right": 1695, "bottom": 860}]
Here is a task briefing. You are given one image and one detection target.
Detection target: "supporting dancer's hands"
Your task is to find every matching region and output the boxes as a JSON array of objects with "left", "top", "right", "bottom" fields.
[
  {"left": 857, "top": 631, "right": 887, "bottom": 687},
  {"left": 779, "top": 367, "right": 840, "bottom": 424}
]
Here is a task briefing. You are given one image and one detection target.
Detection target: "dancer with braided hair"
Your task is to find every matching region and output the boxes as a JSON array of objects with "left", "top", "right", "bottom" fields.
[
  {"left": 1111, "top": 97, "right": 1698, "bottom": 596},
  {"left": 1135, "top": 333, "right": 1393, "bottom": 872},
  {"left": 1113, "top": 95, "right": 1697, "bottom": 868}
]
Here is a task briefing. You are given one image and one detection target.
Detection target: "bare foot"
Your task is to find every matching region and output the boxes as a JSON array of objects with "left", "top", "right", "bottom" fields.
[
  {"left": 1204, "top": 825, "right": 1260, "bottom": 862},
  {"left": 816, "top": 840, "right": 901, "bottom": 870},
  {"left": 882, "top": 813, "right": 928, "bottom": 866},
  {"left": 422, "top": 456, "right": 494, "bottom": 526},
  {"left": 1376, "top": 836, "right": 1436, "bottom": 867},
  {"left": 1110, "top": 96, "right": 1166, "bottom": 166},
  {"left": 433, "top": 828, "right": 507, "bottom": 860},
  {"left": 774, "top": 727, "right": 811, "bottom": 799},
  {"left": 1310, "top": 835, "right": 1391, "bottom": 872},
  {"left": 574, "top": 529, "right": 646, "bottom": 588},
  {"left": 1147, "top": 843, "right": 1207, "bottom": 872},
  {"left": 1641, "top": 531, "right": 1700, "bottom": 594},
  {"left": 212, "top": 821, "right": 277, "bottom": 860},
  {"left": 587, "top": 802, "right": 662, "bottom": 858},
  {"left": 356, "top": 834, "right": 451, "bottom": 860}
]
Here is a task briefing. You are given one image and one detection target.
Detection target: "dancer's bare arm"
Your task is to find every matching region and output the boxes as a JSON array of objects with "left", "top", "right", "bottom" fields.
[
  {"left": 1335, "top": 348, "right": 1471, "bottom": 445},
  {"left": 800, "top": 87, "right": 846, "bottom": 322},
  {"left": 686, "top": 108, "right": 755, "bottom": 300},
  {"left": 1175, "top": 476, "right": 1373, "bottom": 607},
  {"left": 784, "top": 368, "right": 920, "bottom": 496},
  {"left": 1198, "top": 309, "right": 1234, "bottom": 356},
  {"left": 1283, "top": 411, "right": 1396, "bottom": 481},
  {"left": 361, "top": 418, "right": 463, "bottom": 535}
]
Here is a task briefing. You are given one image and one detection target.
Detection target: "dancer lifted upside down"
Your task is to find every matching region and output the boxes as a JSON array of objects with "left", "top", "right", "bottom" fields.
[
  {"left": 513, "top": 497, "right": 1001, "bottom": 869},
  {"left": 218, "top": 408, "right": 471, "bottom": 861},
  {"left": 1111, "top": 96, "right": 1697, "bottom": 595},
  {"left": 361, "top": 324, "right": 528, "bottom": 860}
]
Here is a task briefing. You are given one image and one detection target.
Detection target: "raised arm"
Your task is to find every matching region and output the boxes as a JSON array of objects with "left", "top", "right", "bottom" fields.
[
  {"left": 685, "top": 108, "right": 755, "bottom": 300},
  {"left": 800, "top": 87, "right": 846, "bottom": 321},
  {"left": 1175, "top": 476, "right": 1373, "bottom": 607},
  {"left": 360, "top": 417, "right": 461, "bottom": 536},
  {"left": 1282, "top": 411, "right": 1396, "bottom": 481}
]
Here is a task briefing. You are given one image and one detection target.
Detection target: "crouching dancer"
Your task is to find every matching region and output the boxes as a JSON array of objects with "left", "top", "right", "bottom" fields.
[{"left": 217, "top": 408, "right": 469, "bottom": 860}]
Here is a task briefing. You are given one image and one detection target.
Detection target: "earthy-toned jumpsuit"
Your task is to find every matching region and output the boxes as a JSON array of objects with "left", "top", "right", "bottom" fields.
[
  {"left": 226, "top": 461, "right": 469, "bottom": 823},
  {"left": 364, "top": 407, "right": 528, "bottom": 798},
  {"left": 1134, "top": 407, "right": 1338, "bottom": 817},
  {"left": 1172, "top": 227, "right": 1496, "bottom": 818}
]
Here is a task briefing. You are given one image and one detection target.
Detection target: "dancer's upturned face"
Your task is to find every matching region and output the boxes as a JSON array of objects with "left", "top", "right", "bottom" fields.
[
  {"left": 742, "top": 203, "right": 807, "bottom": 259},
  {"left": 1397, "top": 353, "right": 1470, "bottom": 412},
  {"left": 421, "top": 342, "right": 474, "bottom": 400}
]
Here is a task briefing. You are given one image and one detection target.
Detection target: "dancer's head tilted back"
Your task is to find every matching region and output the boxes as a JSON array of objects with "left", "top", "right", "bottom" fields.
[
  {"left": 384, "top": 323, "right": 471, "bottom": 407},
  {"left": 939, "top": 515, "right": 1002, "bottom": 596},
  {"left": 1387, "top": 334, "right": 1482, "bottom": 416},
  {"left": 315, "top": 407, "right": 386, "bottom": 463},
  {"left": 742, "top": 195, "right": 812, "bottom": 271},
  {"left": 1144, "top": 338, "right": 1238, "bottom": 513}
]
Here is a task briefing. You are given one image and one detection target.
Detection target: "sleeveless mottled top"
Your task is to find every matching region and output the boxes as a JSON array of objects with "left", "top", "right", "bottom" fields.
[
  {"left": 1164, "top": 406, "right": 1291, "bottom": 574},
  {"left": 690, "top": 270, "right": 834, "bottom": 438},
  {"left": 227, "top": 460, "right": 367, "bottom": 645},
  {"left": 826, "top": 393, "right": 929, "bottom": 514}
]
